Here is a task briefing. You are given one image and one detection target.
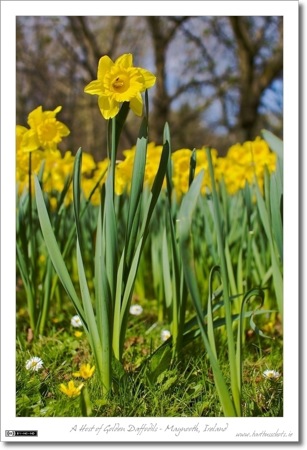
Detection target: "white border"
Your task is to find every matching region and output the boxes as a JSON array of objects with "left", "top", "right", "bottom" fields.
[{"left": 1, "top": 0, "right": 300, "bottom": 445}]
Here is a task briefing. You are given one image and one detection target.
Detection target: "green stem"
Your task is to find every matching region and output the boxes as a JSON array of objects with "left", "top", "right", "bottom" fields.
[
  {"left": 27, "top": 152, "right": 37, "bottom": 330},
  {"left": 37, "top": 258, "right": 53, "bottom": 336}
]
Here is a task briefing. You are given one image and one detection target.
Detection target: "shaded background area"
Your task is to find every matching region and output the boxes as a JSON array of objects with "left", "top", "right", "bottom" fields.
[{"left": 16, "top": 16, "right": 283, "bottom": 159}]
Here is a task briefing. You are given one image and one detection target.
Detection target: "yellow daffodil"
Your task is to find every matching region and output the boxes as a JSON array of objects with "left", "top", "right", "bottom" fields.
[
  {"left": 59, "top": 380, "right": 84, "bottom": 397},
  {"left": 21, "top": 106, "right": 70, "bottom": 153},
  {"left": 215, "top": 137, "right": 277, "bottom": 195},
  {"left": 73, "top": 363, "right": 95, "bottom": 380},
  {"left": 84, "top": 53, "right": 156, "bottom": 119}
]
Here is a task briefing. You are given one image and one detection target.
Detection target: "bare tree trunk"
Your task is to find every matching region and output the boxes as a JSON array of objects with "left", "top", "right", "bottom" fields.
[
  {"left": 146, "top": 17, "right": 170, "bottom": 143},
  {"left": 230, "top": 17, "right": 283, "bottom": 140}
]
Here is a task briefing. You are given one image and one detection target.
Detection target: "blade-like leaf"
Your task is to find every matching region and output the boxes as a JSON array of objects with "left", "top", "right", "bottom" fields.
[
  {"left": 178, "top": 170, "right": 237, "bottom": 417},
  {"left": 261, "top": 129, "right": 283, "bottom": 160},
  {"left": 34, "top": 175, "right": 87, "bottom": 327}
]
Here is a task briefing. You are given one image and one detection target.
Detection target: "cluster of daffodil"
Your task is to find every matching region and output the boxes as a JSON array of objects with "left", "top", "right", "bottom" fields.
[
  {"left": 215, "top": 138, "right": 277, "bottom": 195},
  {"left": 16, "top": 132, "right": 277, "bottom": 206},
  {"left": 16, "top": 118, "right": 97, "bottom": 209},
  {"left": 107, "top": 137, "right": 277, "bottom": 198}
]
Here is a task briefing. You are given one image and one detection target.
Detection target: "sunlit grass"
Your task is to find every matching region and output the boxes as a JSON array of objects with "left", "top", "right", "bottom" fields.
[{"left": 16, "top": 296, "right": 282, "bottom": 418}]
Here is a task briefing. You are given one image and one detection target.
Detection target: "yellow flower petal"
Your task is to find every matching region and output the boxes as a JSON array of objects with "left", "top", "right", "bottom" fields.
[
  {"left": 56, "top": 122, "right": 70, "bottom": 137},
  {"left": 20, "top": 129, "right": 40, "bottom": 153},
  {"left": 84, "top": 80, "right": 104, "bottom": 95},
  {"left": 98, "top": 55, "right": 113, "bottom": 80},
  {"left": 53, "top": 106, "right": 62, "bottom": 114},
  {"left": 139, "top": 68, "right": 156, "bottom": 89},
  {"left": 130, "top": 92, "right": 143, "bottom": 116},
  {"left": 115, "top": 53, "right": 133, "bottom": 69},
  {"left": 73, "top": 363, "right": 95, "bottom": 379},
  {"left": 59, "top": 380, "right": 84, "bottom": 397},
  {"left": 27, "top": 106, "right": 43, "bottom": 129},
  {"left": 98, "top": 96, "right": 119, "bottom": 119}
]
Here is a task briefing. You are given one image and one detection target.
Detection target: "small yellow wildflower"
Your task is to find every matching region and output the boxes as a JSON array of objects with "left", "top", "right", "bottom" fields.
[
  {"left": 59, "top": 380, "right": 84, "bottom": 397},
  {"left": 84, "top": 53, "right": 156, "bottom": 119},
  {"left": 73, "top": 363, "right": 95, "bottom": 380},
  {"left": 74, "top": 331, "right": 83, "bottom": 338}
]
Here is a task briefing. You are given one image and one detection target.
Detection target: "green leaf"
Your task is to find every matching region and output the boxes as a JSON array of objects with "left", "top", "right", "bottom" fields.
[
  {"left": 108, "top": 102, "right": 130, "bottom": 156},
  {"left": 178, "top": 170, "right": 237, "bottom": 417},
  {"left": 270, "top": 172, "right": 283, "bottom": 260},
  {"left": 76, "top": 240, "right": 107, "bottom": 392},
  {"left": 34, "top": 176, "right": 86, "bottom": 328},
  {"left": 189, "top": 149, "right": 197, "bottom": 187},
  {"left": 261, "top": 129, "right": 283, "bottom": 159},
  {"left": 125, "top": 127, "right": 147, "bottom": 249},
  {"left": 95, "top": 203, "right": 112, "bottom": 387},
  {"left": 146, "top": 343, "right": 172, "bottom": 385},
  {"left": 255, "top": 184, "right": 283, "bottom": 315},
  {"left": 162, "top": 228, "right": 172, "bottom": 309},
  {"left": 72, "top": 148, "right": 83, "bottom": 252}
]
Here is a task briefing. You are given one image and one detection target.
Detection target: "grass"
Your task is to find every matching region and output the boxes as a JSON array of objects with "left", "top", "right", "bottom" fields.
[{"left": 16, "top": 294, "right": 283, "bottom": 418}]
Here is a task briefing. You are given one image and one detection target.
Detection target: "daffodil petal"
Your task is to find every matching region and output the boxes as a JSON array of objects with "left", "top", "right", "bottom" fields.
[
  {"left": 115, "top": 53, "right": 133, "bottom": 68},
  {"left": 53, "top": 106, "right": 62, "bottom": 114},
  {"left": 139, "top": 68, "right": 156, "bottom": 89},
  {"left": 21, "top": 129, "right": 40, "bottom": 153},
  {"left": 57, "top": 122, "right": 70, "bottom": 137},
  {"left": 84, "top": 80, "right": 104, "bottom": 95},
  {"left": 98, "top": 96, "right": 119, "bottom": 119},
  {"left": 98, "top": 55, "right": 113, "bottom": 80},
  {"left": 27, "top": 106, "right": 43, "bottom": 129},
  {"left": 130, "top": 93, "right": 143, "bottom": 116}
]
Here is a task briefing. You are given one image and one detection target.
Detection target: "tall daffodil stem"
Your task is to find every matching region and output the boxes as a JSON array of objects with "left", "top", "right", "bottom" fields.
[
  {"left": 205, "top": 147, "right": 242, "bottom": 417},
  {"left": 27, "top": 151, "right": 36, "bottom": 330}
]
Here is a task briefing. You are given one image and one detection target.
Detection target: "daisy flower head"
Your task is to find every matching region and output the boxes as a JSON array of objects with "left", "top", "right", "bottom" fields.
[
  {"left": 129, "top": 304, "right": 143, "bottom": 316},
  {"left": 25, "top": 356, "right": 44, "bottom": 372},
  {"left": 161, "top": 329, "right": 171, "bottom": 342},
  {"left": 84, "top": 53, "right": 156, "bottom": 120},
  {"left": 263, "top": 369, "right": 281, "bottom": 380},
  {"left": 71, "top": 315, "right": 83, "bottom": 328}
]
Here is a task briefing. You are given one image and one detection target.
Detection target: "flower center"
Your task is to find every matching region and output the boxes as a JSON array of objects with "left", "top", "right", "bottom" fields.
[
  {"left": 38, "top": 120, "right": 58, "bottom": 142},
  {"left": 111, "top": 73, "right": 129, "bottom": 93},
  {"left": 113, "top": 77, "right": 124, "bottom": 88}
]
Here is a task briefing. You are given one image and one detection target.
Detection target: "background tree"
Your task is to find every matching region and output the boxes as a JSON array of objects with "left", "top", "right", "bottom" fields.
[{"left": 16, "top": 16, "right": 283, "bottom": 158}]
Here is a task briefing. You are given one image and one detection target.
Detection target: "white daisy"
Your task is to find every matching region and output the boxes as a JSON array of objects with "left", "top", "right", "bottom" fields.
[
  {"left": 161, "top": 329, "right": 171, "bottom": 341},
  {"left": 71, "top": 315, "right": 83, "bottom": 328},
  {"left": 25, "top": 356, "right": 44, "bottom": 372},
  {"left": 263, "top": 369, "right": 281, "bottom": 380},
  {"left": 129, "top": 304, "right": 143, "bottom": 316}
]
